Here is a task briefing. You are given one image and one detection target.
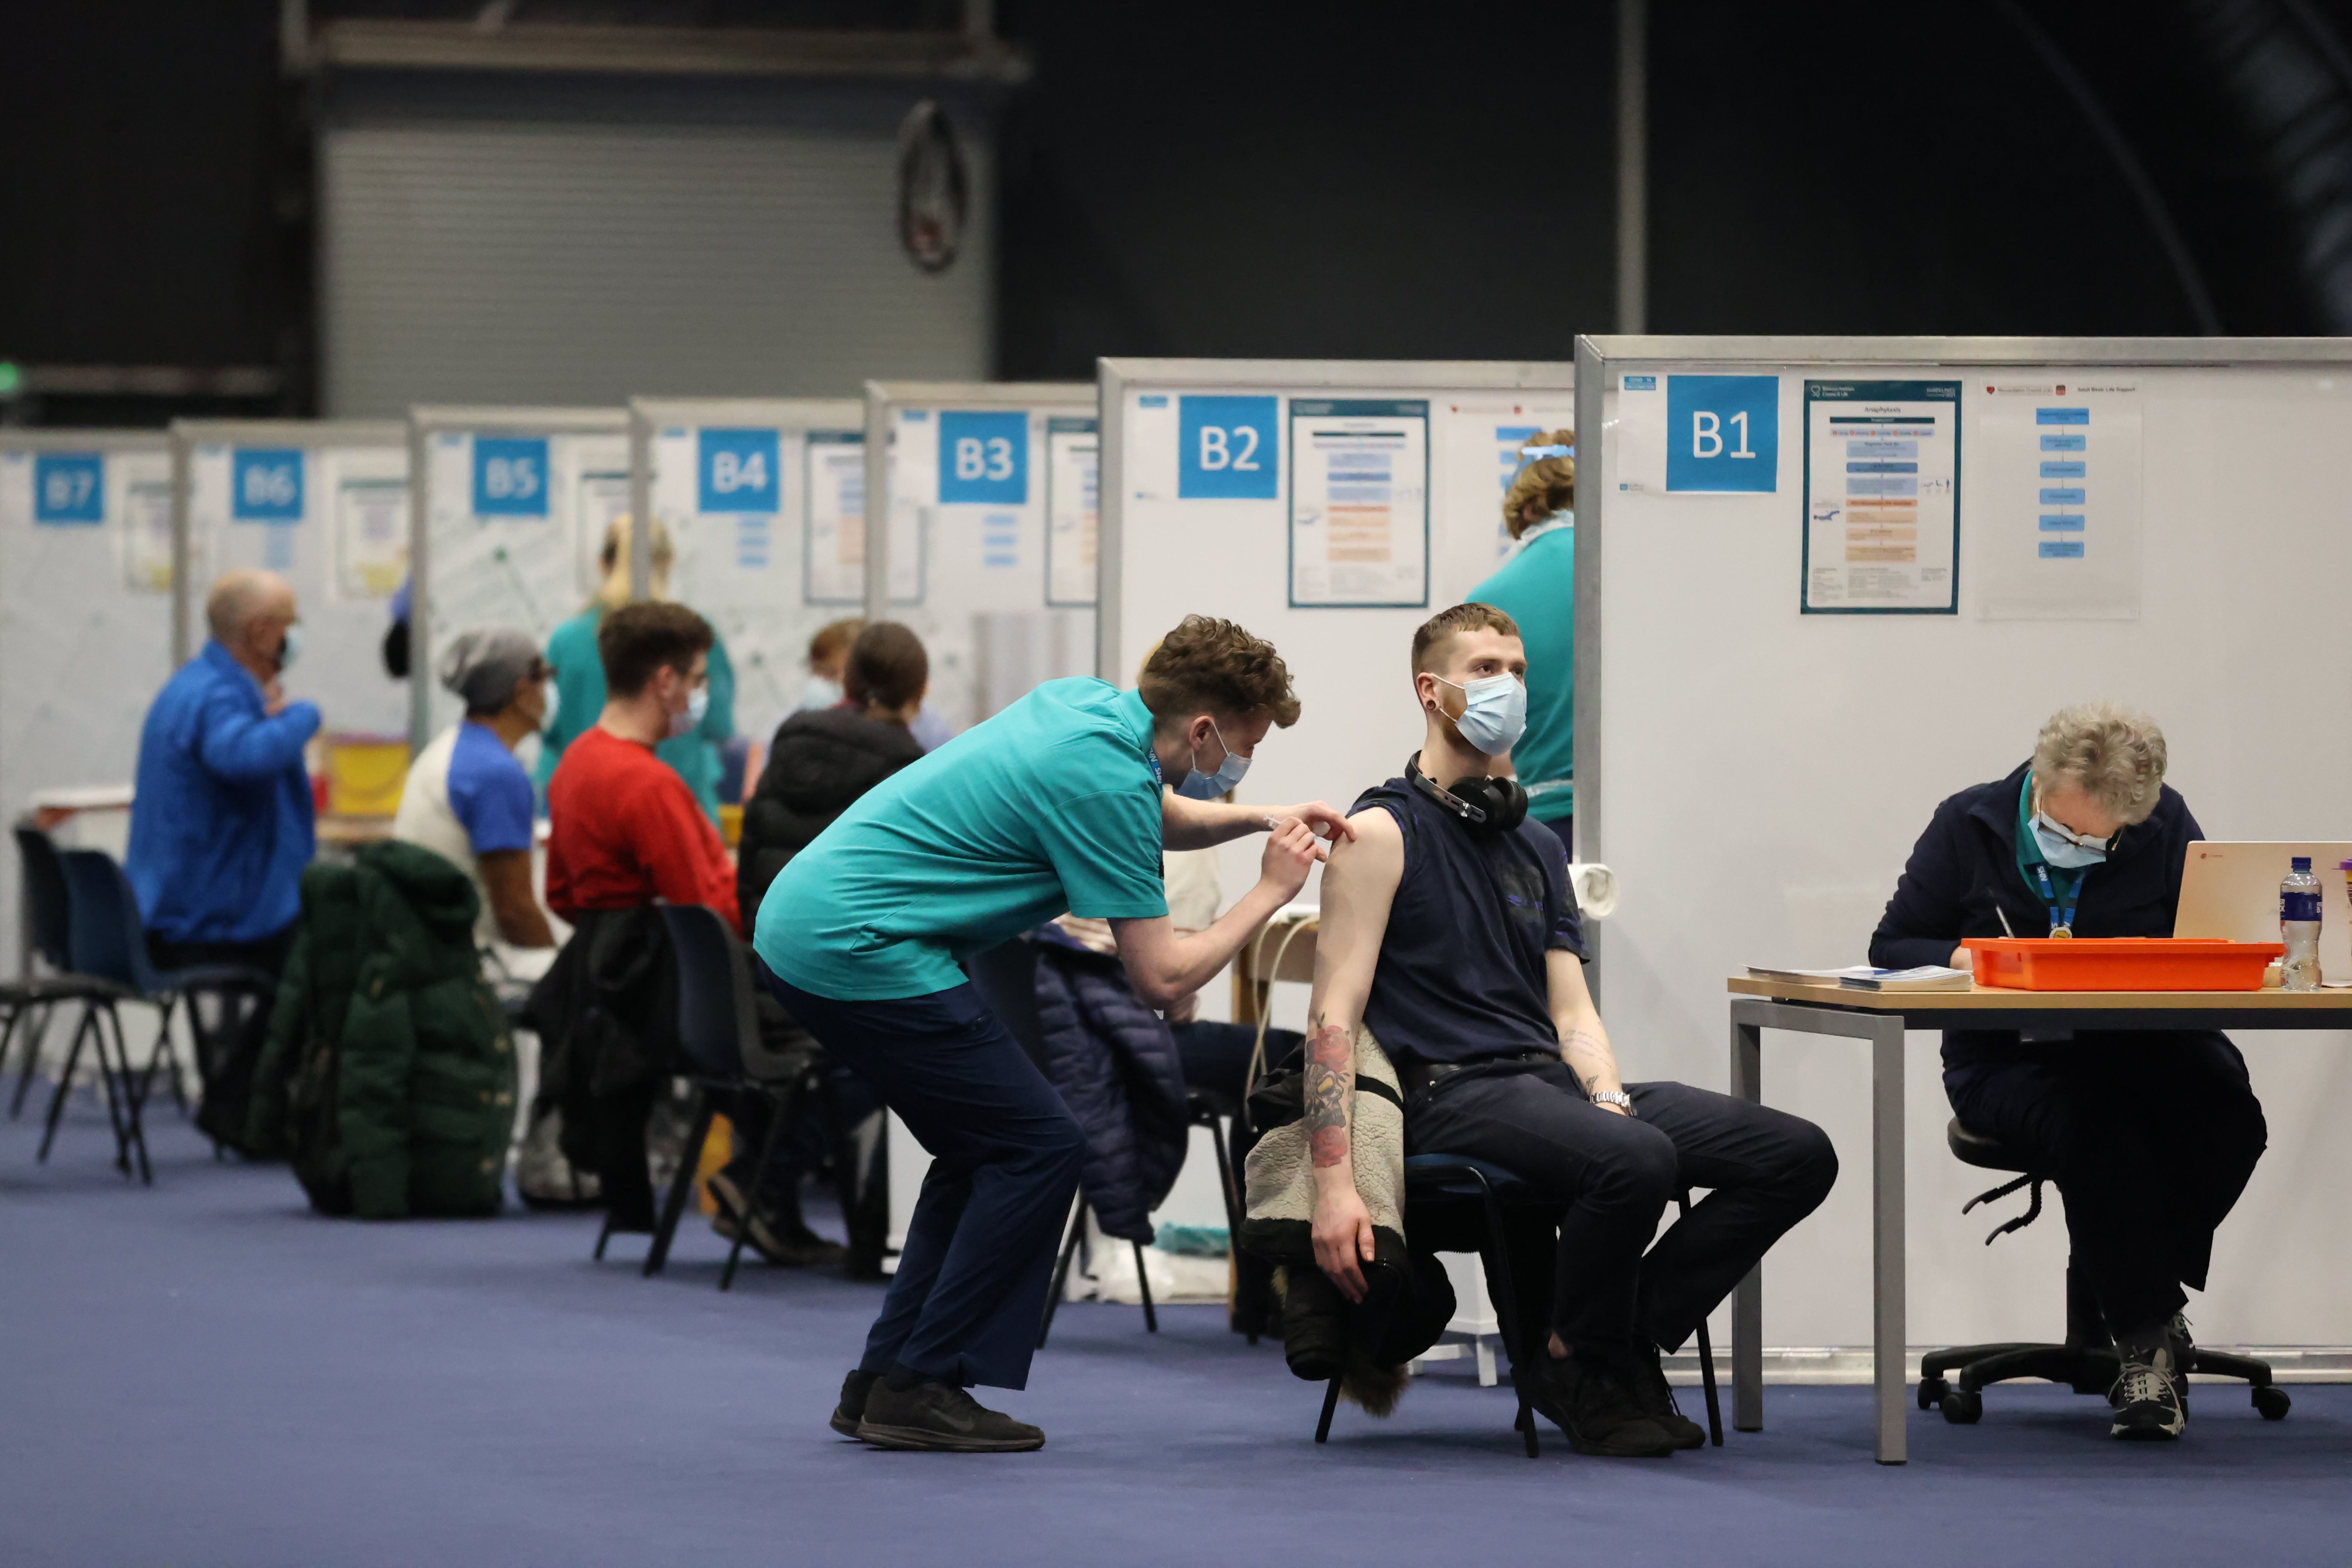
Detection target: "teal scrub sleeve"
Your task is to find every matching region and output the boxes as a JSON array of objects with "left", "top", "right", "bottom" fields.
[{"left": 1038, "top": 784, "right": 1171, "bottom": 921}]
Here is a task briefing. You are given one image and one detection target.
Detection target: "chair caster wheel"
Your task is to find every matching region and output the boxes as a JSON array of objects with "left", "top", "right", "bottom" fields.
[
  {"left": 2253, "top": 1385, "right": 2291, "bottom": 1421},
  {"left": 1917, "top": 1376, "right": 1949, "bottom": 1411},
  {"left": 1941, "top": 1388, "right": 1983, "bottom": 1425}
]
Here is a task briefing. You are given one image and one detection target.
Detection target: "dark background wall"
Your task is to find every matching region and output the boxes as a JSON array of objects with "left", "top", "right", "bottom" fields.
[{"left": 6, "top": 0, "right": 2352, "bottom": 423}]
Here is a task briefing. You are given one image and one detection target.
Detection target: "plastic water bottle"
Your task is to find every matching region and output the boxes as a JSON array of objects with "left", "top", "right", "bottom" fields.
[{"left": 2280, "top": 856, "right": 2322, "bottom": 991}]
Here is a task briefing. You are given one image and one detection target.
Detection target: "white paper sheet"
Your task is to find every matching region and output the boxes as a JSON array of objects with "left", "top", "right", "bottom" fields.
[{"left": 1288, "top": 398, "right": 1430, "bottom": 608}]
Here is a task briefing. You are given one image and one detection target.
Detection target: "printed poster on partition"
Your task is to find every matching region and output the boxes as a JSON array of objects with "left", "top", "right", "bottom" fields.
[
  {"left": 1801, "top": 380, "right": 1961, "bottom": 613},
  {"left": 1287, "top": 398, "right": 1430, "bottom": 608}
]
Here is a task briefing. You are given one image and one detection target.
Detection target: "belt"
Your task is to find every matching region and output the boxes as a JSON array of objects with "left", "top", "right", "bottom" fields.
[{"left": 1400, "top": 1049, "right": 1557, "bottom": 1096}]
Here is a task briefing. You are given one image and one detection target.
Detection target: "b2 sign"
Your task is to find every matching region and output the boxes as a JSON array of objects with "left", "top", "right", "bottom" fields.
[
  {"left": 1178, "top": 395, "right": 1278, "bottom": 499},
  {"left": 474, "top": 436, "right": 550, "bottom": 518},
  {"left": 233, "top": 448, "right": 305, "bottom": 522},
  {"left": 698, "top": 427, "right": 780, "bottom": 514},
  {"left": 938, "top": 411, "right": 1028, "bottom": 505},
  {"left": 33, "top": 453, "right": 103, "bottom": 524},
  {"left": 1666, "top": 375, "right": 1779, "bottom": 493}
]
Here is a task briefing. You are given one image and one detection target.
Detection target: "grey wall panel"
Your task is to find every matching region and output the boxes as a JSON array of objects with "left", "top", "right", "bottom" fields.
[{"left": 322, "top": 118, "right": 991, "bottom": 416}]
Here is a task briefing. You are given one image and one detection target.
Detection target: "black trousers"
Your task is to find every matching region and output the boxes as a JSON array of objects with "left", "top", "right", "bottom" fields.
[
  {"left": 1406, "top": 1060, "right": 1838, "bottom": 1357},
  {"left": 1943, "top": 1029, "right": 2266, "bottom": 1335}
]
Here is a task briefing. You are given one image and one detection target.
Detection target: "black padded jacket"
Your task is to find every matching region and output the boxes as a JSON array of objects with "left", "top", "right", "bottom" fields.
[{"left": 736, "top": 706, "right": 925, "bottom": 934}]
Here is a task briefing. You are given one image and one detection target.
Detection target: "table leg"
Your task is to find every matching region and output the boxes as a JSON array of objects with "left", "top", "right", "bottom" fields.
[
  {"left": 1729, "top": 1006, "right": 1764, "bottom": 1432},
  {"left": 1871, "top": 1013, "right": 1907, "bottom": 1465}
]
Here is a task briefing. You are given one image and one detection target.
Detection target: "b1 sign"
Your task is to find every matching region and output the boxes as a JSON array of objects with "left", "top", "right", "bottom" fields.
[{"left": 1666, "top": 375, "right": 1779, "bottom": 493}]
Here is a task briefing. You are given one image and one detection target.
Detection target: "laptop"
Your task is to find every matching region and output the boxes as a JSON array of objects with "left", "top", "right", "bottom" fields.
[{"left": 2174, "top": 841, "right": 2352, "bottom": 984}]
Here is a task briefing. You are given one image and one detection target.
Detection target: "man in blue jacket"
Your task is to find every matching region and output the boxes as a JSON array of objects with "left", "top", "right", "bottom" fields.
[
  {"left": 1871, "top": 700, "right": 2267, "bottom": 1443},
  {"left": 126, "top": 570, "right": 319, "bottom": 980}
]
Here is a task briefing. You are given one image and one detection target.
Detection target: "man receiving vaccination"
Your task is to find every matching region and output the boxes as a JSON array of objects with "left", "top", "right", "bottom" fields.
[
  {"left": 756, "top": 616, "right": 1351, "bottom": 1452},
  {"left": 1305, "top": 603, "right": 1839, "bottom": 1458}
]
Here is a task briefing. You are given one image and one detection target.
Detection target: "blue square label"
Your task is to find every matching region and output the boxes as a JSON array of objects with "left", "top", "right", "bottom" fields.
[
  {"left": 698, "top": 427, "right": 779, "bottom": 514},
  {"left": 33, "top": 453, "right": 103, "bottom": 524},
  {"left": 232, "top": 448, "right": 305, "bottom": 521},
  {"left": 937, "top": 411, "right": 1029, "bottom": 505},
  {"left": 1178, "top": 395, "right": 1279, "bottom": 499},
  {"left": 474, "top": 436, "right": 550, "bottom": 517},
  {"left": 1665, "top": 375, "right": 1779, "bottom": 492}
]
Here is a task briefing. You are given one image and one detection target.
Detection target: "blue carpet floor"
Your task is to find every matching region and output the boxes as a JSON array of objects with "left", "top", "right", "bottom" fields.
[{"left": 4, "top": 1102, "right": 2350, "bottom": 1567}]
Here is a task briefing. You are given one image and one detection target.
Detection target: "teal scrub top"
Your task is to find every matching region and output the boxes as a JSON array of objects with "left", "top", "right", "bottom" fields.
[
  {"left": 756, "top": 678, "right": 1171, "bottom": 1002},
  {"left": 533, "top": 606, "right": 737, "bottom": 823},
  {"left": 1467, "top": 523, "right": 1574, "bottom": 824}
]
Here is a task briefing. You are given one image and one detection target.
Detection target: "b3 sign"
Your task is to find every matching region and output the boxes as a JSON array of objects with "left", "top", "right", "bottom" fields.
[
  {"left": 474, "top": 436, "right": 550, "bottom": 518},
  {"left": 1666, "top": 375, "right": 1779, "bottom": 492},
  {"left": 233, "top": 448, "right": 305, "bottom": 522},
  {"left": 938, "top": 411, "right": 1029, "bottom": 505},
  {"left": 698, "top": 428, "right": 780, "bottom": 514},
  {"left": 1178, "top": 395, "right": 1278, "bottom": 499}
]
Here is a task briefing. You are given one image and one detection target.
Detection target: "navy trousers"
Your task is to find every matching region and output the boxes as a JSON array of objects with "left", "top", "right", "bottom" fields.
[{"left": 763, "top": 965, "right": 1084, "bottom": 1391}]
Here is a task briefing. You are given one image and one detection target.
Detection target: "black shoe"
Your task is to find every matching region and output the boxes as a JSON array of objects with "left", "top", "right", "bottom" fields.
[
  {"left": 830, "top": 1369, "right": 878, "bottom": 1438},
  {"left": 1524, "top": 1353, "right": 1678, "bottom": 1458},
  {"left": 857, "top": 1380, "right": 1047, "bottom": 1452},
  {"left": 1628, "top": 1344, "right": 1708, "bottom": 1450},
  {"left": 2110, "top": 1342, "right": 2187, "bottom": 1441}
]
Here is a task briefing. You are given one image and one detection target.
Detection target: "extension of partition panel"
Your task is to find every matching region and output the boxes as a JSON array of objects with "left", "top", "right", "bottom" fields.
[
  {"left": 406, "top": 406, "right": 631, "bottom": 752},
  {"left": 860, "top": 380, "right": 1099, "bottom": 737},
  {"left": 1574, "top": 334, "right": 2352, "bottom": 1407}
]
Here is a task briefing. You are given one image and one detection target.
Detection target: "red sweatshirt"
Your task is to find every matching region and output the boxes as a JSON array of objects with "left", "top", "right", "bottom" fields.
[{"left": 546, "top": 725, "right": 740, "bottom": 934}]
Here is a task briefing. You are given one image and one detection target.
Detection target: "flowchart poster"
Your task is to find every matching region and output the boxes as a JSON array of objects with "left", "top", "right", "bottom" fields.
[
  {"left": 1287, "top": 398, "right": 1430, "bottom": 608},
  {"left": 1974, "top": 379, "right": 2144, "bottom": 620},
  {"left": 803, "top": 430, "right": 866, "bottom": 606},
  {"left": 1044, "top": 416, "right": 1098, "bottom": 607},
  {"left": 1801, "top": 380, "right": 1961, "bottom": 613}
]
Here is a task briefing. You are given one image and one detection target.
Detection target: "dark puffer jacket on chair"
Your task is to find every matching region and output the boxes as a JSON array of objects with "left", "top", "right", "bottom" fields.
[
  {"left": 737, "top": 706, "right": 925, "bottom": 933},
  {"left": 1032, "top": 937, "right": 1189, "bottom": 1243}
]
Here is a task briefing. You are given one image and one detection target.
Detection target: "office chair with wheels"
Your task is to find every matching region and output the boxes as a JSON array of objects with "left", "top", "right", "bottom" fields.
[{"left": 1918, "top": 1118, "right": 2290, "bottom": 1425}]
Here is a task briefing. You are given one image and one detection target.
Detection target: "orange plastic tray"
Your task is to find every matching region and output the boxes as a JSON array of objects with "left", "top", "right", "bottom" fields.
[{"left": 1961, "top": 937, "right": 2282, "bottom": 992}]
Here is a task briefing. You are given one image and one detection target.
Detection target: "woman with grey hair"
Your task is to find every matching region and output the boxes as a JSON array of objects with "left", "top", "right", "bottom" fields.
[
  {"left": 393, "top": 628, "right": 557, "bottom": 951},
  {"left": 1870, "top": 700, "right": 2267, "bottom": 1445}
]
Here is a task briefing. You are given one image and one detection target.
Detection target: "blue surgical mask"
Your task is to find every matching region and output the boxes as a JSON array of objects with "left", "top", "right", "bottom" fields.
[
  {"left": 1434, "top": 671, "right": 1527, "bottom": 756},
  {"left": 537, "top": 680, "right": 559, "bottom": 734},
  {"left": 671, "top": 684, "right": 710, "bottom": 738},
  {"left": 1176, "top": 720, "right": 1250, "bottom": 800},
  {"left": 2031, "top": 811, "right": 2110, "bottom": 870},
  {"left": 276, "top": 624, "right": 303, "bottom": 673},
  {"left": 801, "top": 675, "right": 842, "bottom": 711}
]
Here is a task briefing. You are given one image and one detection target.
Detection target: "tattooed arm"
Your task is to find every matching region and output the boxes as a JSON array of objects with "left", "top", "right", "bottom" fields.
[
  {"left": 1304, "top": 808, "right": 1404, "bottom": 1302},
  {"left": 1546, "top": 949, "right": 1629, "bottom": 1114}
]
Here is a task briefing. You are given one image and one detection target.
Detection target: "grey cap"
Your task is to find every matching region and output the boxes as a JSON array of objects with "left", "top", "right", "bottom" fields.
[{"left": 438, "top": 628, "right": 542, "bottom": 714}]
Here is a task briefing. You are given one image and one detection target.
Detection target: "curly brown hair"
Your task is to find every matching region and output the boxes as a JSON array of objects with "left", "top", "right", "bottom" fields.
[
  {"left": 1139, "top": 615, "right": 1302, "bottom": 728},
  {"left": 1501, "top": 427, "right": 1575, "bottom": 538}
]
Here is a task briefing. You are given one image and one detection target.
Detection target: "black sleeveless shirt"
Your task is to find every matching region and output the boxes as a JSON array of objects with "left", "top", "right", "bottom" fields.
[{"left": 1356, "top": 772, "right": 1587, "bottom": 1066}]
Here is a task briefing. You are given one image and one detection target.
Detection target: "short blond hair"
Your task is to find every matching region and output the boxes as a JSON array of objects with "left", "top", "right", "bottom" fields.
[
  {"left": 1501, "top": 428, "right": 1575, "bottom": 539},
  {"left": 1411, "top": 602, "right": 1519, "bottom": 676},
  {"left": 2033, "top": 701, "right": 2168, "bottom": 824}
]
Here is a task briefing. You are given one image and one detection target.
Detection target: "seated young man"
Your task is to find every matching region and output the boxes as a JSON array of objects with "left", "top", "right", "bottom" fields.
[{"left": 1305, "top": 603, "right": 1838, "bottom": 1459}]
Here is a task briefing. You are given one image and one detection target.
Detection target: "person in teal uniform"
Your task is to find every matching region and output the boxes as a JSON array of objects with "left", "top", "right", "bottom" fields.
[
  {"left": 1466, "top": 429, "right": 1577, "bottom": 837},
  {"left": 535, "top": 515, "right": 736, "bottom": 823}
]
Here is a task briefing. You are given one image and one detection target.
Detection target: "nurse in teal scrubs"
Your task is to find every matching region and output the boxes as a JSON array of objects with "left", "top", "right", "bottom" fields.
[
  {"left": 534, "top": 516, "right": 736, "bottom": 823},
  {"left": 1467, "top": 430, "right": 1576, "bottom": 837}
]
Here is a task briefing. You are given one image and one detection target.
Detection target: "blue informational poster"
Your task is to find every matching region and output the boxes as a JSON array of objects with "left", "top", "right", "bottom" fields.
[
  {"left": 473, "top": 436, "right": 550, "bottom": 518},
  {"left": 937, "top": 410, "right": 1028, "bottom": 505},
  {"left": 232, "top": 448, "right": 305, "bottom": 522},
  {"left": 1178, "top": 395, "right": 1279, "bottom": 500},
  {"left": 698, "top": 427, "right": 780, "bottom": 514},
  {"left": 1666, "top": 375, "right": 1779, "bottom": 493},
  {"left": 32, "top": 452, "right": 103, "bottom": 524}
]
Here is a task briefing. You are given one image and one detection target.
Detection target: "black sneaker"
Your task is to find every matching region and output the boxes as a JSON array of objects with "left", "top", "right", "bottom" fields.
[
  {"left": 830, "top": 1369, "right": 878, "bottom": 1438},
  {"left": 2110, "top": 1342, "right": 2187, "bottom": 1441},
  {"left": 1523, "top": 1353, "right": 1678, "bottom": 1458},
  {"left": 1629, "top": 1344, "right": 1708, "bottom": 1450},
  {"left": 856, "top": 1380, "right": 1047, "bottom": 1452}
]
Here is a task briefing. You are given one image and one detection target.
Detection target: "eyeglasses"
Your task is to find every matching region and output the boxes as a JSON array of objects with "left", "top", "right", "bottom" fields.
[{"left": 2034, "top": 791, "right": 2120, "bottom": 852}]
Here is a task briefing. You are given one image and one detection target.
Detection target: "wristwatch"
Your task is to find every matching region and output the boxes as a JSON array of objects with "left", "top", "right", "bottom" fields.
[{"left": 1589, "top": 1089, "right": 1635, "bottom": 1117}]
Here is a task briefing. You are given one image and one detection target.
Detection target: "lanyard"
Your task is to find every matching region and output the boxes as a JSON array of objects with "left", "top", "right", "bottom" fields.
[
  {"left": 2013, "top": 773, "right": 2089, "bottom": 937},
  {"left": 1146, "top": 748, "right": 1163, "bottom": 788}
]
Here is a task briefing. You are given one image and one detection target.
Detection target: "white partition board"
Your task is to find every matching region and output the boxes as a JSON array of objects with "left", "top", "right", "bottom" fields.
[
  {"left": 1100, "top": 360, "right": 1577, "bottom": 1024},
  {"left": 174, "top": 421, "right": 410, "bottom": 741},
  {"left": 0, "top": 430, "right": 176, "bottom": 965},
  {"left": 631, "top": 398, "right": 864, "bottom": 755},
  {"left": 1575, "top": 336, "right": 2352, "bottom": 1353},
  {"left": 863, "top": 382, "right": 1098, "bottom": 736},
  {"left": 409, "top": 407, "right": 629, "bottom": 748}
]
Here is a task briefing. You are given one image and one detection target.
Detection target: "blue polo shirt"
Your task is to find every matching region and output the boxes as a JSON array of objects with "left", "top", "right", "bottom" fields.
[
  {"left": 755, "top": 678, "right": 1170, "bottom": 1001},
  {"left": 125, "top": 640, "right": 321, "bottom": 944}
]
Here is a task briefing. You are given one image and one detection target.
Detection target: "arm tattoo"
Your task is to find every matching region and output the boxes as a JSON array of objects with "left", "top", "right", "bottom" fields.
[
  {"left": 1561, "top": 1026, "right": 1608, "bottom": 1060},
  {"left": 1304, "top": 1017, "right": 1354, "bottom": 1169}
]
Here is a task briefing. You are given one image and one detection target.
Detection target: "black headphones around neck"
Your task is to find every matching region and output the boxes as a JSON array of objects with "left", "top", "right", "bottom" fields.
[{"left": 1406, "top": 753, "right": 1528, "bottom": 834}]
